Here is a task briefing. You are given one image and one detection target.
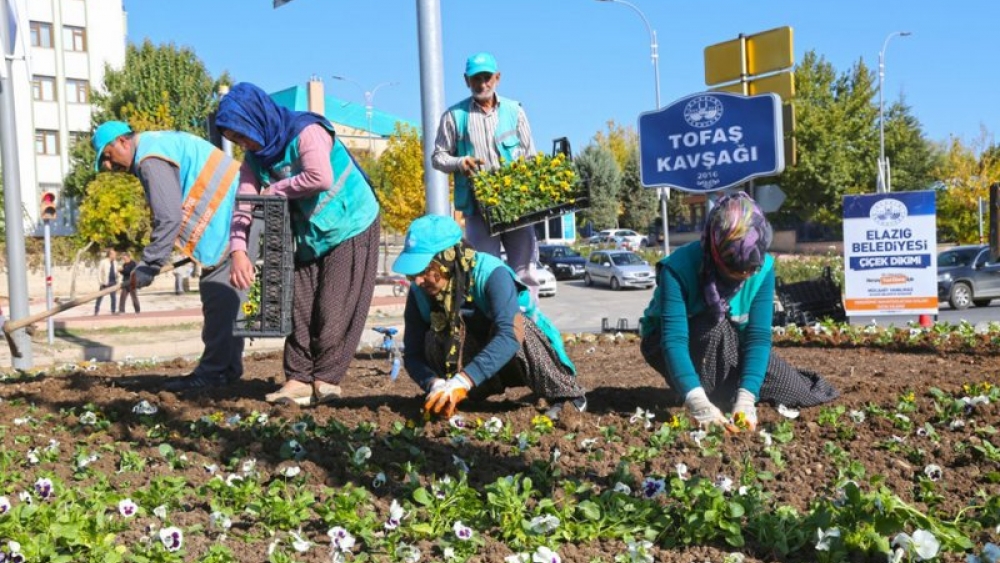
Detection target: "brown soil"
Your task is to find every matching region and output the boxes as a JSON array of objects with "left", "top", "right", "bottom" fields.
[{"left": 1, "top": 341, "right": 997, "bottom": 562}]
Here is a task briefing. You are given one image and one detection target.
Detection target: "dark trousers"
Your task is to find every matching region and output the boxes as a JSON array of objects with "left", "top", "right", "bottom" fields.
[
  {"left": 118, "top": 286, "right": 140, "bottom": 313},
  {"left": 94, "top": 286, "right": 117, "bottom": 314}
]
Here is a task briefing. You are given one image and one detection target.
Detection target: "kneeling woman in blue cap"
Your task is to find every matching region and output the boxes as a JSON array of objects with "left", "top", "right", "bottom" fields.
[{"left": 394, "top": 214, "right": 586, "bottom": 419}]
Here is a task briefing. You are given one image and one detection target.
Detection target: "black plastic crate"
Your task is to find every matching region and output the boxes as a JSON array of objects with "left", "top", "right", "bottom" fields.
[
  {"left": 774, "top": 267, "right": 846, "bottom": 326},
  {"left": 480, "top": 193, "right": 590, "bottom": 237},
  {"left": 233, "top": 195, "right": 294, "bottom": 338}
]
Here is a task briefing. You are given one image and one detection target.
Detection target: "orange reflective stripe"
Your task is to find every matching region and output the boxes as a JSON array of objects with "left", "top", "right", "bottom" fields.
[
  {"left": 179, "top": 150, "right": 224, "bottom": 234},
  {"left": 182, "top": 158, "right": 240, "bottom": 256}
]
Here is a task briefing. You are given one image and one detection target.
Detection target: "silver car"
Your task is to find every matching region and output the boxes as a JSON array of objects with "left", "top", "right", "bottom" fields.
[{"left": 584, "top": 250, "right": 656, "bottom": 290}]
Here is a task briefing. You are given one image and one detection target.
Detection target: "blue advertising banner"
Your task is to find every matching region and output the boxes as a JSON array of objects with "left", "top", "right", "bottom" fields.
[
  {"left": 638, "top": 92, "right": 784, "bottom": 192},
  {"left": 842, "top": 191, "right": 938, "bottom": 316}
]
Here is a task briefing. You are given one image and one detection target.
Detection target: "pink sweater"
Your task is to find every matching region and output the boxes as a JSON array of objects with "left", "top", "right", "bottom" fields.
[{"left": 229, "top": 124, "right": 334, "bottom": 253}]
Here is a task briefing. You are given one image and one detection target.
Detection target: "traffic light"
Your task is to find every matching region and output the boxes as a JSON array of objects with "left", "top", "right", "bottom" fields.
[{"left": 40, "top": 191, "right": 57, "bottom": 222}]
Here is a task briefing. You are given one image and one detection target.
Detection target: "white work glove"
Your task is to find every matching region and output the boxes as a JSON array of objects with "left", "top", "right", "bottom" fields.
[
  {"left": 425, "top": 377, "right": 448, "bottom": 395},
  {"left": 731, "top": 388, "right": 758, "bottom": 431},
  {"left": 684, "top": 387, "right": 727, "bottom": 428},
  {"left": 425, "top": 373, "right": 473, "bottom": 417}
]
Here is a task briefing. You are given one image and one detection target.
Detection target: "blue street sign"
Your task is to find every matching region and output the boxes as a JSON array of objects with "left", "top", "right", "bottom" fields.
[{"left": 638, "top": 92, "right": 784, "bottom": 192}]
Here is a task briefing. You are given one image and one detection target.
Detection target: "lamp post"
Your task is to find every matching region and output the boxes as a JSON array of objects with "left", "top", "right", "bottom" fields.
[
  {"left": 596, "top": 0, "right": 670, "bottom": 255},
  {"left": 331, "top": 75, "right": 399, "bottom": 156},
  {"left": 877, "top": 31, "right": 911, "bottom": 193}
]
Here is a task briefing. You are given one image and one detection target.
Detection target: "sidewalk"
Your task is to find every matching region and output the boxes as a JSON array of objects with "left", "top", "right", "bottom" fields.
[{"left": 1, "top": 286, "right": 406, "bottom": 369}]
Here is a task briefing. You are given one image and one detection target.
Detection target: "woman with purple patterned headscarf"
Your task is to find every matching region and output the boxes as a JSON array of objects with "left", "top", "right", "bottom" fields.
[{"left": 640, "top": 192, "right": 838, "bottom": 431}]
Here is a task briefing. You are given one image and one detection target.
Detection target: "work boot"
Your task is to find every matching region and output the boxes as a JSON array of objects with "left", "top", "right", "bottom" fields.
[{"left": 163, "top": 372, "right": 228, "bottom": 392}]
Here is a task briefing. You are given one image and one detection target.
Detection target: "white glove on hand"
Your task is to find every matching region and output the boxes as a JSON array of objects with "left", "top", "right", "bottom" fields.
[
  {"left": 732, "top": 388, "right": 758, "bottom": 431},
  {"left": 425, "top": 377, "right": 448, "bottom": 395},
  {"left": 684, "top": 387, "right": 727, "bottom": 428}
]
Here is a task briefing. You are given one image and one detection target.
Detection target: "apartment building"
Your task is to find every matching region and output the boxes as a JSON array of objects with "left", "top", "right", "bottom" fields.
[{"left": 12, "top": 0, "right": 126, "bottom": 234}]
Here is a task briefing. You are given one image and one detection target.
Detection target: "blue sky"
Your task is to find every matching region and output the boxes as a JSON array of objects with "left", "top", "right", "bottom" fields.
[{"left": 125, "top": 0, "right": 997, "bottom": 155}]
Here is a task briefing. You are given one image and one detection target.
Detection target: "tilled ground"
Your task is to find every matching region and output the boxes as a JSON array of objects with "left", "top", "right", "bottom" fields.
[{"left": 0, "top": 340, "right": 998, "bottom": 562}]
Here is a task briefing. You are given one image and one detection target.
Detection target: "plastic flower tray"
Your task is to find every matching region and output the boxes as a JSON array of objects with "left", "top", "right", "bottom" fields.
[
  {"left": 233, "top": 195, "right": 294, "bottom": 338},
  {"left": 477, "top": 180, "right": 591, "bottom": 237}
]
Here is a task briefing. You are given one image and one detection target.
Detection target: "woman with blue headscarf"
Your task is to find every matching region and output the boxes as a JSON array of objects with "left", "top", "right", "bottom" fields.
[
  {"left": 640, "top": 192, "right": 837, "bottom": 431},
  {"left": 217, "top": 82, "right": 381, "bottom": 406}
]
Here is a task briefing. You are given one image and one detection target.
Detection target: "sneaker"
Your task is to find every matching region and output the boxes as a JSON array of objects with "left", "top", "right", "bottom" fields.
[
  {"left": 163, "top": 372, "right": 228, "bottom": 392},
  {"left": 225, "top": 372, "right": 242, "bottom": 384}
]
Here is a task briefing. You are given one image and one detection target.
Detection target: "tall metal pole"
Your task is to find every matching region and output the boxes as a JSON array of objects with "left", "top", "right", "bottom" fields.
[
  {"left": 415, "top": 0, "right": 449, "bottom": 216},
  {"left": 0, "top": 3, "right": 33, "bottom": 367},
  {"left": 43, "top": 220, "right": 53, "bottom": 344},
  {"left": 878, "top": 31, "right": 911, "bottom": 193},
  {"left": 596, "top": 0, "right": 669, "bottom": 254}
]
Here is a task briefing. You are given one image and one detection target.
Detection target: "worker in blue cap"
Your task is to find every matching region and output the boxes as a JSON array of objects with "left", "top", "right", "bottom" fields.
[
  {"left": 431, "top": 51, "right": 543, "bottom": 304},
  {"left": 92, "top": 120, "right": 252, "bottom": 391},
  {"left": 393, "top": 214, "right": 586, "bottom": 420}
]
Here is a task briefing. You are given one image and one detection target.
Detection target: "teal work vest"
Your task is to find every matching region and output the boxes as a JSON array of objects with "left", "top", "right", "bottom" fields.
[
  {"left": 411, "top": 252, "right": 576, "bottom": 374},
  {"left": 251, "top": 124, "right": 380, "bottom": 263},
  {"left": 449, "top": 96, "right": 524, "bottom": 215},
  {"left": 641, "top": 241, "right": 775, "bottom": 336},
  {"left": 133, "top": 131, "right": 240, "bottom": 267}
]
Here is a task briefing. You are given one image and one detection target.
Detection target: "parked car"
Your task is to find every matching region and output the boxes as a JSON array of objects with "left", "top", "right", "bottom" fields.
[
  {"left": 536, "top": 261, "right": 558, "bottom": 298},
  {"left": 584, "top": 250, "right": 656, "bottom": 290},
  {"left": 538, "top": 244, "right": 587, "bottom": 280},
  {"left": 937, "top": 244, "right": 1000, "bottom": 309},
  {"left": 589, "top": 229, "right": 648, "bottom": 250}
]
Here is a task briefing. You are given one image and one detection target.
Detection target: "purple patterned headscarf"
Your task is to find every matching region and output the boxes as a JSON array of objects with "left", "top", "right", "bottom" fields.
[{"left": 701, "top": 192, "right": 773, "bottom": 319}]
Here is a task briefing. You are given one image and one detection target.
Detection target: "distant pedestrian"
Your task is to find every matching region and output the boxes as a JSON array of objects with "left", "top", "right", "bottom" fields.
[
  {"left": 217, "top": 82, "right": 380, "bottom": 406},
  {"left": 93, "top": 120, "right": 251, "bottom": 391},
  {"left": 118, "top": 252, "right": 140, "bottom": 313},
  {"left": 432, "top": 51, "right": 541, "bottom": 302},
  {"left": 94, "top": 248, "right": 119, "bottom": 315}
]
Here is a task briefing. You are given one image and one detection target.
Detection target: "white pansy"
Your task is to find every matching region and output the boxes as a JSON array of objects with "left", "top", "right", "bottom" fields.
[
  {"left": 225, "top": 474, "right": 243, "bottom": 487},
  {"left": 950, "top": 419, "right": 966, "bottom": 430},
  {"left": 290, "top": 529, "right": 311, "bottom": 553},
  {"left": 777, "top": 404, "right": 800, "bottom": 419},
  {"left": 714, "top": 475, "right": 734, "bottom": 493},
  {"left": 352, "top": 446, "right": 372, "bottom": 466},
  {"left": 291, "top": 421, "right": 308, "bottom": 433},
  {"left": 452, "top": 521, "right": 474, "bottom": 541},
  {"left": 328, "top": 526, "right": 355, "bottom": 552},
  {"left": 528, "top": 514, "right": 560, "bottom": 534},
  {"left": 118, "top": 498, "right": 138, "bottom": 518},
  {"left": 629, "top": 407, "right": 655, "bottom": 429},
  {"left": 613, "top": 482, "right": 632, "bottom": 495},
  {"left": 395, "top": 543, "right": 421, "bottom": 563},
  {"left": 448, "top": 415, "right": 467, "bottom": 429},
  {"left": 0, "top": 496, "right": 10, "bottom": 515},
  {"left": 372, "top": 472, "right": 386, "bottom": 488},
  {"left": 924, "top": 464, "right": 943, "bottom": 481},
  {"left": 532, "top": 546, "right": 561, "bottom": 563},
  {"left": 484, "top": 417, "right": 503, "bottom": 434},
  {"left": 815, "top": 527, "right": 840, "bottom": 551},
  {"left": 132, "top": 400, "right": 159, "bottom": 415},
  {"left": 624, "top": 539, "right": 654, "bottom": 563},
  {"left": 158, "top": 526, "right": 183, "bottom": 552},
  {"left": 504, "top": 554, "right": 530, "bottom": 563},
  {"left": 280, "top": 465, "right": 301, "bottom": 478},
  {"left": 153, "top": 505, "right": 167, "bottom": 519},
  {"left": 79, "top": 411, "right": 98, "bottom": 425},
  {"left": 209, "top": 511, "right": 232, "bottom": 530},
  {"left": 675, "top": 463, "right": 689, "bottom": 480},
  {"left": 579, "top": 437, "right": 599, "bottom": 451},
  {"left": 385, "top": 499, "right": 405, "bottom": 530},
  {"left": 241, "top": 458, "right": 257, "bottom": 475},
  {"left": 759, "top": 429, "right": 773, "bottom": 446},
  {"left": 849, "top": 410, "right": 866, "bottom": 423}
]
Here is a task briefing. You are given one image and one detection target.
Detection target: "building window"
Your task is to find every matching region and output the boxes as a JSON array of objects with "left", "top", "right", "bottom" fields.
[
  {"left": 68, "top": 131, "right": 87, "bottom": 149},
  {"left": 35, "top": 130, "right": 59, "bottom": 155},
  {"left": 63, "top": 26, "right": 86, "bottom": 52},
  {"left": 65, "top": 79, "right": 89, "bottom": 103},
  {"left": 30, "top": 21, "right": 53, "bottom": 48},
  {"left": 31, "top": 75, "right": 56, "bottom": 101}
]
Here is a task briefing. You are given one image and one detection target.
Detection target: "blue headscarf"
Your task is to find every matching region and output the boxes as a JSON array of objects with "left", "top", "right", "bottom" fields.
[{"left": 216, "top": 82, "right": 330, "bottom": 169}]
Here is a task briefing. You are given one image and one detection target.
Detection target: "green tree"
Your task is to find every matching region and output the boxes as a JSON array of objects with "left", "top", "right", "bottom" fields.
[
  {"left": 935, "top": 130, "right": 1000, "bottom": 243},
  {"left": 76, "top": 173, "right": 151, "bottom": 249},
  {"left": 591, "top": 120, "right": 637, "bottom": 172},
  {"left": 575, "top": 144, "right": 620, "bottom": 231},
  {"left": 618, "top": 147, "right": 659, "bottom": 231},
  {"left": 377, "top": 123, "right": 426, "bottom": 234},
  {"left": 882, "top": 96, "right": 943, "bottom": 191}
]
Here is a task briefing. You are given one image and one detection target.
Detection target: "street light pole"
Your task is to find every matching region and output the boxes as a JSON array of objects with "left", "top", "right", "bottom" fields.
[
  {"left": 877, "top": 31, "right": 911, "bottom": 193},
  {"left": 596, "top": 0, "right": 670, "bottom": 254},
  {"left": 331, "top": 75, "right": 398, "bottom": 156}
]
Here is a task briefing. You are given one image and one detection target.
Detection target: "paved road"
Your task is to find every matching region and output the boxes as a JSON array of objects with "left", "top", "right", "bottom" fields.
[{"left": 540, "top": 278, "right": 653, "bottom": 334}]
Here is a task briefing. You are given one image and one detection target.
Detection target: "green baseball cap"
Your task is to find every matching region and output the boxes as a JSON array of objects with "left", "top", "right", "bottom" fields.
[
  {"left": 392, "top": 215, "right": 463, "bottom": 276},
  {"left": 92, "top": 121, "right": 132, "bottom": 171}
]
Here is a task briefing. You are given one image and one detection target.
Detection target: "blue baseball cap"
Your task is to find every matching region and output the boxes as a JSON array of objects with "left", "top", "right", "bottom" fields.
[
  {"left": 392, "top": 215, "right": 463, "bottom": 276},
  {"left": 465, "top": 52, "right": 498, "bottom": 77},
  {"left": 92, "top": 121, "right": 132, "bottom": 171}
]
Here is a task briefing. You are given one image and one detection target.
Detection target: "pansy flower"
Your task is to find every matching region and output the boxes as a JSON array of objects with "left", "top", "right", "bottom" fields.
[
  {"left": 385, "top": 499, "right": 405, "bottom": 530},
  {"left": 640, "top": 477, "right": 665, "bottom": 499},
  {"left": 118, "top": 498, "right": 138, "bottom": 518},
  {"left": 33, "top": 477, "right": 54, "bottom": 500},
  {"left": 328, "top": 526, "right": 355, "bottom": 552},
  {"left": 159, "top": 526, "right": 183, "bottom": 552},
  {"left": 453, "top": 521, "right": 474, "bottom": 541}
]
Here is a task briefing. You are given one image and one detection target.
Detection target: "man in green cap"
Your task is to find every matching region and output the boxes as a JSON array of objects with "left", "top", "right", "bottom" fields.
[
  {"left": 92, "top": 120, "right": 252, "bottom": 391},
  {"left": 393, "top": 214, "right": 586, "bottom": 420},
  {"left": 431, "top": 51, "right": 542, "bottom": 303}
]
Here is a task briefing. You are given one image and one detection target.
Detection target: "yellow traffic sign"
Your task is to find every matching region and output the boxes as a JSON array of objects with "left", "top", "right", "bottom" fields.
[{"left": 704, "top": 26, "right": 794, "bottom": 86}]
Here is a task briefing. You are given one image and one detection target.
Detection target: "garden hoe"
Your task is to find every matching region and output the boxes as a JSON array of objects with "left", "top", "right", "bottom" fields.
[{"left": 2, "top": 257, "right": 192, "bottom": 358}]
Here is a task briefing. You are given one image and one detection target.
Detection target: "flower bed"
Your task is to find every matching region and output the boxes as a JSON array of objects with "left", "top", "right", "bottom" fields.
[{"left": 473, "top": 153, "right": 588, "bottom": 236}]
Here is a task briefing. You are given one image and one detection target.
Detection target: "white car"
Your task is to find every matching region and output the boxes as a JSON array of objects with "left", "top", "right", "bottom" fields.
[
  {"left": 593, "top": 229, "right": 647, "bottom": 251},
  {"left": 536, "top": 261, "right": 558, "bottom": 297}
]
